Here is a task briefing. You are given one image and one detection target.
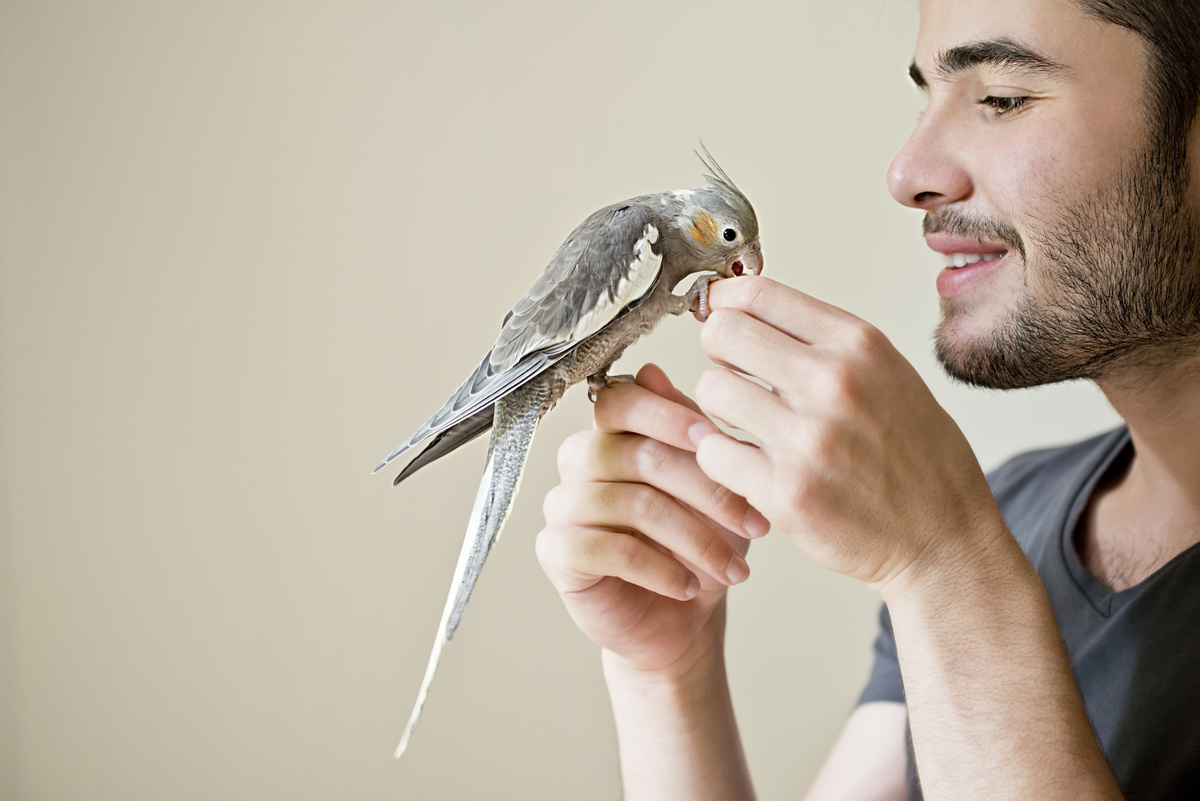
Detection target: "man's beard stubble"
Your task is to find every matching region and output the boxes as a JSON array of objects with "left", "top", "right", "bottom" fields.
[{"left": 930, "top": 135, "right": 1200, "bottom": 390}]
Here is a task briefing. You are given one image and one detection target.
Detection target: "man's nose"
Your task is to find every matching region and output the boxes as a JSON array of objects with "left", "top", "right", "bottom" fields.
[{"left": 887, "top": 112, "right": 972, "bottom": 211}]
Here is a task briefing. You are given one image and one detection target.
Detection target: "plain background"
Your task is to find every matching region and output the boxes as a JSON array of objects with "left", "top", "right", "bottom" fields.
[{"left": 0, "top": 1, "right": 1122, "bottom": 799}]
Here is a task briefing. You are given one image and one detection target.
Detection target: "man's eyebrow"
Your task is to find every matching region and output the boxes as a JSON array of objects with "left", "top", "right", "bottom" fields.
[{"left": 907, "top": 37, "right": 1068, "bottom": 89}]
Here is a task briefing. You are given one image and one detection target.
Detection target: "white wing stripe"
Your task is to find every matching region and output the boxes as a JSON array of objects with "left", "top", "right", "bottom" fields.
[{"left": 549, "top": 223, "right": 661, "bottom": 349}]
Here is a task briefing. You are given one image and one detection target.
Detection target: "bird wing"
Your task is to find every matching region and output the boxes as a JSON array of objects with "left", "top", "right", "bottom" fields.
[
  {"left": 373, "top": 202, "right": 664, "bottom": 475},
  {"left": 487, "top": 201, "right": 664, "bottom": 370},
  {"left": 390, "top": 408, "right": 493, "bottom": 486}
]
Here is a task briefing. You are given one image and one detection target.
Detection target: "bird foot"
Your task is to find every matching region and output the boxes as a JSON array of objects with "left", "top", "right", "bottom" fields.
[
  {"left": 680, "top": 273, "right": 721, "bottom": 321},
  {"left": 587, "top": 373, "right": 636, "bottom": 403}
]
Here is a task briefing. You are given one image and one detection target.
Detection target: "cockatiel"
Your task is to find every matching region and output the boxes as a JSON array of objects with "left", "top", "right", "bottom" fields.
[{"left": 375, "top": 152, "right": 762, "bottom": 757}]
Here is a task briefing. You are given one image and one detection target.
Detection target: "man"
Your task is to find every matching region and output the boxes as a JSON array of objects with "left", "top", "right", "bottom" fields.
[{"left": 536, "top": 0, "right": 1200, "bottom": 798}]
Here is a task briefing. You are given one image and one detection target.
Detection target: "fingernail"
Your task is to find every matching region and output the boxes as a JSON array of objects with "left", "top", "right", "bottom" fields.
[
  {"left": 725, "top": 553, "right": 750, "bottom": 585},
  {"left": 684, "top": 575, "right": 701, "bottom": 599},
  {"left": 688, "top": 421, "right": 718, "bottom": 448},
  {"left": 743, "top": 508, "right": 770, "bottom": 538}
]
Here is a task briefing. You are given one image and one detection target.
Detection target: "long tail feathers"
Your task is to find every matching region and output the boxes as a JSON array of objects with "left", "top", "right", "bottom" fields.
[{"left": 394, "top": 396, "right": 542, "bottom": 758}]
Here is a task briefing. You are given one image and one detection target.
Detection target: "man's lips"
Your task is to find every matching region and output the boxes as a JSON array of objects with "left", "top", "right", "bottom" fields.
[
  {"left": 925, "top": 233, "right": 1009, "bottom": 264},
  {"left": 926, "top": 233, "right": 1010, "bottom": 298}
]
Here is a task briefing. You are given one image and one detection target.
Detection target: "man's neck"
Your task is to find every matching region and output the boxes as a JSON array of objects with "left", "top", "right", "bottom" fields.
[{"left": 1078, "top": 350, "right": 1200, "bottom": 591}]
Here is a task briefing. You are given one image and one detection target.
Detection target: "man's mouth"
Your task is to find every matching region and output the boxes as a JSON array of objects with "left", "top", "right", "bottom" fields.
[
  {"left": 943, "top": 251, "right": 1007, "bottom": 268},
  {"left": 926, "top": 234, "right": 1011, "bottom": 298},
  {"left": 926, "top": 233, "right": 1010, "bottom": 267}
]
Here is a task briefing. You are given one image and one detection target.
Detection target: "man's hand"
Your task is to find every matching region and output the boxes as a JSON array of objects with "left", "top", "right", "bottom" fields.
[
  {"left": 693, "top": 275, "right": 1008, "bottom": 598},
  {"left": 694, "top": 276, "right": 1123, "bottom": 800},
  {"left": 536, "top": 363, "right": 765, "bottom": 678},
  {"left": 537, "top": 363, "right": 763, "bottom": 800}
]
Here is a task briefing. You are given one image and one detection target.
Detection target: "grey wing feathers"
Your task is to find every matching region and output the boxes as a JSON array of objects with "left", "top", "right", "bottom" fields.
[
  {"left": 374, "top": 201, "right": 665, "bottom": 477},
  {"left": 391, "top": 408, "right": 493, "bottom": 486},
  {"left": 489, "top": 202, "right": 663, "bottom": 369},
  {"left": 372, "top": 347, "right": 556, "bottom": 474}
]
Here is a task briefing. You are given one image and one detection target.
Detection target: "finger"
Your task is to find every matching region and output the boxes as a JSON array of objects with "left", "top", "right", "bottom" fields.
[
  {"left": 556, "top": 430, "right": 770, "bottom": 539},
  {"left": 635, "top": 363, "right": 704, "bottom": 415},
  {"left": 707, "top": 275, "right": 867, "bottom": 347},
  {"left": 535, "top": 525, "right": 700, "bottom": 601},
  {"left": 694, "top": 366, "right": 791, "bottom": 439},
  {"left": 542, "top": 481, "right": 751, "bottom": 586},
  {"left": 695, "top": 433, "right": 773, "bottom": 508},
  {"left": 700, "top": 308, "right": 821, "bottom": 395},
  {"left": 594, "top": 376, "right": 717, "bottom": 452}
]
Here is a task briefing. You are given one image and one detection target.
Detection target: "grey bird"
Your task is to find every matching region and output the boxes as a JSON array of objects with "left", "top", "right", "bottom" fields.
[{"left": 375, "top": 153, "right": 762, "bottom": 757}]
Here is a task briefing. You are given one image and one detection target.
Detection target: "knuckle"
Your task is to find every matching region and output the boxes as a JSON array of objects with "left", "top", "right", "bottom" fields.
[
  {"left": 541, "top": 482, "right": 572, "bottom": 523},
  {"left": 701, "top": 307, "right": 735, "bottom": 344},
  {"left": 807, "top": 424, "right": 838, "bottom": 466},
  {"left": 556, "top": 430, "right": 594, "bottom": 478},
  {"left": 707, "top": 481, "right": 743, "bottom": 518},
  {"left": 814, "top": 361, "right": 856, "bottom": 404},
  {"left": 575, "top": 529, "right": 604, "bottom": 570},
  {"left": 611, "top": 534, "right": 642, "bottom": 574},
  {"left": 628, "top": 484, "right": 662, "bottom": 526},
  {"left": 778, "top": 358, "right": 809, "bottom": 398},
  {"left": 781, "top": 470, "right": 815, "bottom": 515},
  {"left": 533, "top": 525, "right": 561, "bottom": 569},
  {"left": 695, "top": 367, "right": 730, "bottom": 406},
  {"left": 845, "top": 319, "right": 886, "bottom": 355},
  {"left": 694, "top": 528, "right": 728, "bottom": 567},
  {"left": 593, "top": 482, "right": 622, "bottom": 516},
  {"left": 550, "top": 481, "right": 610, "bottom": 527},
  {"left": 633, "top": 437, "right": 672, "bottom": 483},
  {"left": 830, "top": 362, "right": 857, "bottom": 399},
  {"left": 639, "top": 402, "right": 676, "bottom": 443}
]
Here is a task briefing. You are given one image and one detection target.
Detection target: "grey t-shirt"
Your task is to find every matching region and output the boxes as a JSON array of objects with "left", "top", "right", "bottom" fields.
[{"left": 858, "top": 427, "right": 1200, "bottom": 800}]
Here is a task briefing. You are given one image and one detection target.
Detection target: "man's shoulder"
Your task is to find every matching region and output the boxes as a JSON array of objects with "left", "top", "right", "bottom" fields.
[
  {"left": 986, "top": 426, "right": 1128, "bottom": 494},
  {"left": 985, "top": 426, "right": 1129, "bottom": 537}
]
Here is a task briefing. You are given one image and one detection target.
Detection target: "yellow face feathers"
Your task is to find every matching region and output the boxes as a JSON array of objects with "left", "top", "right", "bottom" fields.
[{"left": 689, "top": 211, "right": 720, "bottom": 244}]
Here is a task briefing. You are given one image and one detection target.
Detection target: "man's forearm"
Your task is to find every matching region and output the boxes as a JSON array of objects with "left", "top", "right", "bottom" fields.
[
  {"left": 883, "top": 533, "right": 1123, "bottom": 800},
  {"left": 602, "top": 615, "right": 756, "bottom": 801}
]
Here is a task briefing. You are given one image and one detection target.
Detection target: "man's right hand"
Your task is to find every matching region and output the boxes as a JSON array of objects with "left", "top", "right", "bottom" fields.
[{"left": 535, "top": 362, "right": 766, "bottom": 679}]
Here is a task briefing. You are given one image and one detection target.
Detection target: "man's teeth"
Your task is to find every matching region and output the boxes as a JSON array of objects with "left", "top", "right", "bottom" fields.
[{"left": 945, "top": 252, "right": 1005, "bottom": 268}]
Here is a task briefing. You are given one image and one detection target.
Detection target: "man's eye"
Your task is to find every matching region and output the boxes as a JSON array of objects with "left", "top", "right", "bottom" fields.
[{"left": 978, "top": 95, "right": 1029, "bottom": 117}]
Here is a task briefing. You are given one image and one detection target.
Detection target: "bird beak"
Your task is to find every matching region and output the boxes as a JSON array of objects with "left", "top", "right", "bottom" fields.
[{"left": 728, "top": 239, "right": 763, "bottom": 277}]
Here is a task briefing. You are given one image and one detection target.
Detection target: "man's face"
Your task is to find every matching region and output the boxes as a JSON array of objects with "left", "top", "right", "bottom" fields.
[{"left": 889, "top": 0, "right": 1200, "bottom": 388}]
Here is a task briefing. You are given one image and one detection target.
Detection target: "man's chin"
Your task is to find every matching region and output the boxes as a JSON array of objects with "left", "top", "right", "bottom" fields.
[{"left": 933, "top": 315, "right": 1057, "bottom": 390}]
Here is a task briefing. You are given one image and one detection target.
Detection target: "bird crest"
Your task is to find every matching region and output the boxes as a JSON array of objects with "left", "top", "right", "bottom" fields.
[
  {"left": 696, "top": 142, "right": 749, "bottom": 205},
  {"left": 694, "top": 142, "right": 758, "bottom": 242}
]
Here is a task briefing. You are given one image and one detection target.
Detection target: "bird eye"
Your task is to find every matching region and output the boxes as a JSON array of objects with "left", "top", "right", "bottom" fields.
[{"left": 722, "top": 228, "right": 737, "bottom": 242}]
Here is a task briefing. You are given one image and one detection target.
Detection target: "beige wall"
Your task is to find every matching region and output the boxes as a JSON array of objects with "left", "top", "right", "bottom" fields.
[{"left": 0, "top": 1, "right": 1121, "bottom": 799}]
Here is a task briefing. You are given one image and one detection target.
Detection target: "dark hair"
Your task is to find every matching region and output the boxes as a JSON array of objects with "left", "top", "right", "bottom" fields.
[{"left": 1076, "top": 1, "right": 1200, "bottom": 158}]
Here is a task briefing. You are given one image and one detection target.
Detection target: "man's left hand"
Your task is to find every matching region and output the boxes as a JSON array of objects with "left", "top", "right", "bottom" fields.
[{"left": 693, "top": 275, "right": 1008, "bottom": 598}]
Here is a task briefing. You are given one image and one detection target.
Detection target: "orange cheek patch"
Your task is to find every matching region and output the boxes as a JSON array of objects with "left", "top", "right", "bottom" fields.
[{"left": 690, "top": 212, "right": 718, "bottom": 243}]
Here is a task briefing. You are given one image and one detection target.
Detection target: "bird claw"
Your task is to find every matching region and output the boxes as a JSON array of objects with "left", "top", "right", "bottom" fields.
[
  {"left": 587, "top": 373, "right": 636, "bottom": 402},
  {"left": 682, "top": 273, "right": 721, "bottom": 321}
]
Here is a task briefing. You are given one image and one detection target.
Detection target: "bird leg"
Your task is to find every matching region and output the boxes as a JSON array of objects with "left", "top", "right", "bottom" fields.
[
  {"left": 676, "top": 273, "right": 721, "bottom": 321},
  {"left": 587, "top": 370, "right": 637, "bottom": 403}
]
